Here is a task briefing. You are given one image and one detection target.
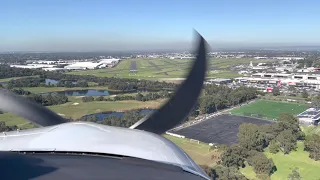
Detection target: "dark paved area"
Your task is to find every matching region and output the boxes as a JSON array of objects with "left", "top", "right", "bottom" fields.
[{"left": 171, "top": 114, "right": 273, "bottom": 145}]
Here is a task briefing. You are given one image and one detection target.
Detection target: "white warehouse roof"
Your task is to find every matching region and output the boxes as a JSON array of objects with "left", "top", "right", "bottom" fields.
[
  {"left": 99, "top": 58, "right": 120, "bottom": 64},
  {"left": 64, "top": 62, "right": 102, "bottom": 70}
]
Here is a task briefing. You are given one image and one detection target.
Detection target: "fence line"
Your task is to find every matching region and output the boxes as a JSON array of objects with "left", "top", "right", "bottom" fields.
[{"left": 165, "top": 132, "right": 185, "bottom": 138}]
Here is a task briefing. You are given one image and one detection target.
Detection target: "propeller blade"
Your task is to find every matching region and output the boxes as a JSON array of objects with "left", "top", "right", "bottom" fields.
[
  {"left": 130, "top": 32, "right": 208, "bottom": 134},
  {"left": 0, "top": 88, "right": 67, "bottom": 127}
]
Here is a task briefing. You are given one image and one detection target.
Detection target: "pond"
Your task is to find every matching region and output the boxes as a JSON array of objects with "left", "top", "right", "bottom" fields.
[
  {"left": 0, "top": 82, "right": 8, "bottom": 86},
  {"left": 49, "top": 89, "right": 110, "bottom": 96},
  {"left": 83, "top": 109, "right": 157, "bottom": 121},
  {"left": 45, "top": 79, "right": 77, "bottom": 85}
]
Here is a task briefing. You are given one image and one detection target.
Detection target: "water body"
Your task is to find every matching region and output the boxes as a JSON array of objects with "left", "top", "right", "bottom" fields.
[
  {"left": 0, "top": 82, "right": 8, "bottom": 86},
  {"left": 45, "top": 79, "right": 77, "bottom": 85},
  {"left": 53, "top": 89, "right": 110, "bottom": 96},
  {"left": 45, "top": 79, "right": 59, "bottom": 85},
  {"left": 83, "top": 109, "right": 156, "bottom": 121}
]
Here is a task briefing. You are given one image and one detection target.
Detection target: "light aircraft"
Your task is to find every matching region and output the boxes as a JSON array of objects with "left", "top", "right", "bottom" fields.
[{"left": 0, "top": 32, "right": 210, "bottom": 180}]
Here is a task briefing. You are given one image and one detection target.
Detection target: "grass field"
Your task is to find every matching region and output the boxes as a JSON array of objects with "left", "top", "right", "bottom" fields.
[
  {"left": 0, "top": 98, "right": 166, "bottom": 128},
  {"left": 230, "top": 100, "right": 308, "bottom": 120},
  {"left": 241, "top": 141, "right": 320, "bottom": 180},
  {"left": 164, "top": 135, "right": 221, "bottom": 166},
  {"left": 68, "top": 58, "right": 275, "bottom": 80}
]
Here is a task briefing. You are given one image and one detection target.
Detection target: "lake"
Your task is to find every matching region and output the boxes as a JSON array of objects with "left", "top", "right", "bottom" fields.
[
  {"left": 0, "top": 82, "right": 8, "bottom": 86},
  {"left": 45, "top": 79, "right": 77, "bottom": 85},
  {"left": 83, "top": 109, "right": 157, "bottom": 121}
]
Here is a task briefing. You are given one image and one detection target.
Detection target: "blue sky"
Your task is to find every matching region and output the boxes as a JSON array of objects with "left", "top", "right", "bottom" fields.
[{"left": 1, "top": 0, "right": 320, "bottom": 51}]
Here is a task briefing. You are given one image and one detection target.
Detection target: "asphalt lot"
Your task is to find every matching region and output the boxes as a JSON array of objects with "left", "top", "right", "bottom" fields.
[{"left": 171, "top": 114, "right": 273, "bottom": 145}]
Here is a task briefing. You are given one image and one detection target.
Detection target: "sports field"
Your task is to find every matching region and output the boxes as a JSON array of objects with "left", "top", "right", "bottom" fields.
[
  {"left": 164, "top": 135, "right": 221, "bottom": 166},
  {"left": 240, "top": 142, "right": 320, "bottom": 180},
  {"left": 171, "top": 114, "right": 272, "bottom": 145},
  {"left": 230, "top": 100, "right": 308, "bottom": 120},
  {"left": 68, "top": 58, "right": 275, "bottom": 80}
]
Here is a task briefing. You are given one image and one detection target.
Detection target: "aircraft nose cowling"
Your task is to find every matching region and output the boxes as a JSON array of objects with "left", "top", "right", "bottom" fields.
[{"left": 0, "top": 122, "right": 209, "bottom": 179}]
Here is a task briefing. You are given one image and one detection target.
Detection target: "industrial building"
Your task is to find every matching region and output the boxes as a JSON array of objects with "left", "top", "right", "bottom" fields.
[
  {"left": 206, "top": 78, "right": 232, "bottom": 85},
  {"left": 297, "top": 108, "right": 320, "bottom": 125},
  {"left": 64, "top": 62, "right": 102, "bottom": 70},
  {"left": 235, "top": 73, "right": 320, "bottom": 89}
]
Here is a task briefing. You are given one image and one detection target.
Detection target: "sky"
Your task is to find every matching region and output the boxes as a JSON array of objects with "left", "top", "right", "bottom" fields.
[{"left": 1, "top": 0, "right": 320, "bottom": 52}]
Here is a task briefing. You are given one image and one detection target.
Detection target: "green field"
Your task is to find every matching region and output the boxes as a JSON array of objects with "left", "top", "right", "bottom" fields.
[
  {"left": 0, "top": 98, "right": 166, "bottom": 128},
  {"left": 241, "top": 142, "right": 320, "bottom": 180},
  {"left": 68, "top": 58, "right": 275, "bottom": 80},
  {"left": 230, "top": 100, "right": 308, "bottom": 120},
  {"left": 164, "top": 135, "right": 220, "bottom": 166}
]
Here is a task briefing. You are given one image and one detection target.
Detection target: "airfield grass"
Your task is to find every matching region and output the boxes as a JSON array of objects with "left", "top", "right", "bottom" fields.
[
  {"left": 164, "top": 135, "right": 221, "bottom": 166},
  {"left": 240, "top": 141, "right": 320, "bottom": 180},
  {"left": 69, "top": 58, "right": 274, "bottom": 80},
  {"left": 230, "top": 100, "right": 308, "bottom": 120}
]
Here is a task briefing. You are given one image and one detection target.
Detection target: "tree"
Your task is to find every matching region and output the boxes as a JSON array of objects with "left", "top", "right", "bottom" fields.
[
  {"left": 287, "top": 168, "right": 301, "bottom": 180},
  {"left": 220, "top": 145, "right": 247, "bottom": 168},
  {"left": 302, "top": 89, "right": 309, "bottom": 99},
  {"left": 269, "top": 140, "right": 279, "bottom": 154},
  {"left": 82, "top": 96, "right": 94, "bottom": 102},
  {"left": 312, "top": 95, "right": 320, "bottom": 109},
  {"left": 214, "top": 165, "right": 248, "bottom": 180},
  {"left": 95, "top": 96, "right": 104, "bottom": 101},
  {"left": 247, "top": 152, "right": 276, "bottom": 176},
  {"left": 259, "top": 124, "right": 276, "bottom": 145},
  {"left": 304, "top": 134, "right": 320, "bottom": 160},
  {"left": 272, "top": 86, "right": 280, "bottom": 96},
  {"left": 288, "top": 86, "right": 296, "bottom": 94},
  {"left": 277, "top": 130, "right": 297, "bottom": 154},
  {"left": 275, "top": 113, "right": 303, "bottom": 140},
  {"left": 238, "top": 123, "right": 266, "bottom": 151},
  {"left": 203, "top": 165, "right": 248, "bottom": 180},
  {"left": 135, "top": 93, "right": 143, "bottom": 101}
]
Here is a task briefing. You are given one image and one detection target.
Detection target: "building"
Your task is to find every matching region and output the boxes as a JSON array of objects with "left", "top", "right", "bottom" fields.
[
  {"left": 297, "top": 108, "right": 320, "bottom": 125},
  {"left": 42, "top": 68, "right": 65, "bottom": 71},
  {"left": 99, "top": 59, "right": 120, "bottom": 67},
  {"left": 235, "top": 73, "right": 320, "bottom": 89},
  {"left": 206, "top": 78, "right": 232, "bottom": 85},
  {"left": 64, "top": 62, "right": 102, "bottom": 70}
]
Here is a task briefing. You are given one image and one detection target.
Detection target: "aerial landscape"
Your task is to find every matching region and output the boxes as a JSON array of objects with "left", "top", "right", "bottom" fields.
[{"left": 1, "top": 0, "right": 320, "bottom": 180}]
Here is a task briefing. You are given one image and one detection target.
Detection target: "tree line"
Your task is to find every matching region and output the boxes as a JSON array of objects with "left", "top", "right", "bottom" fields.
[
  {"left": 82, "top": 91, "right": 172, "bottom": 103},
  {"left": 5, "top": 72, "right": 177, "bottom": 91},
  {"left": 41, "top": 72, "right": 177, "bottom": 91},
  {"left": 7, "top": 77, "right": 89, "bottom": 88},
  {"left": 11, "top": 88, "right": 68, "bottom": 106},
  {"left": 0, "top": 65, "right": 42, "bottom": 79},
  {"left": 196, "top": 85, "right": 259, "bottom": 115}
]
